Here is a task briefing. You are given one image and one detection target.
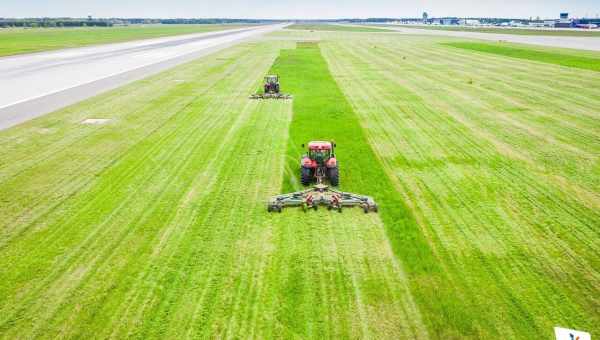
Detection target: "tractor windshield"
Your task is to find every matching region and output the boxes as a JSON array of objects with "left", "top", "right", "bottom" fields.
[{"left": 310, "top": 149, "right": 330, "bottom": 163}]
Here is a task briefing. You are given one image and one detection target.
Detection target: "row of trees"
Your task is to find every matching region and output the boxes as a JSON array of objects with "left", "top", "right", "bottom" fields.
[
  {"left": 0, "top": 19, "right": 113, "bottom": 28},
  {"left": 0, "top": 18, "right": 278, "bottom": 28},
  {"left": 160, "top": 18, "right": 268, "bottom": 24}
]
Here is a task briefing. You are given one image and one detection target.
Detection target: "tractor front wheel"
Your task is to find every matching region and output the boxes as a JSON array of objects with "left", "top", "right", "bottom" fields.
[
  {"left": 301, "top": 167, "right": 312, "bottom": 186},
  {"left": 328, "top": 167, "right": 339, "bottom": 186}
]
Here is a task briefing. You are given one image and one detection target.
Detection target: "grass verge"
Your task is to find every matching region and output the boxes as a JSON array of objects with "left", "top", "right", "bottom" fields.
[
  {"left": 0, "top": 40, "right": 290, "bottom": 338},
  {"left": 286, "top": 24, "right": 392, "bottom": 33},
  {"left": 393, "top": 24, "right": 600, "bottom": 36},
  {"left": 320, "top": 32, "right": 599, "bottom": 338},
  {"left": 0, "top": 24, "right": 249, "bottom": 57},
  {"left": 444, "top": 41, "right": 600, "bottom": 72}
]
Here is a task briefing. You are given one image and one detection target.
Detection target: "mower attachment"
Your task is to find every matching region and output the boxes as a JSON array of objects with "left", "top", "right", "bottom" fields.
[
  {"left": 267, "top": 184, "right": 378, "bottom": 213},
  {"left": 249, "top": 93, "right": 292, "bottom": 100}
]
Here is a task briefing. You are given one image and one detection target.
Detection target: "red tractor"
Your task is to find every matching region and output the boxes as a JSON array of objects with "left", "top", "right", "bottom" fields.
[
  {"left": 267, "top": 140, "right": 377, "bottom": 213},
  {"left": 301, "top": 141, "right": 339, "bottom": 186},
  {"left": 249, "top": 75, "right": 292, "bottom": 99},
  {"left": 263, "top": 75, "right": 280, "bottom": 94}
]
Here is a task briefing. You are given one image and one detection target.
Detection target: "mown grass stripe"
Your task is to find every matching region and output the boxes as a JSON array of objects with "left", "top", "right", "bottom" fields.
[
  {"left": 443, "top": 41, "right": 600, "bottom": 72},
  {"left": 319, "top": 33, "right": 599, "bottom": 337},
  {"left": 362, "top": 39, "right": 600, "bottom": 193},
  {"left": 0, "top": 41, "right": 288, "bottom": 338},
  {"left": 286, "top": 24, "right": 392, "bottom": 33},
  {"left": 0, "top": 47, "right": 255, "bottom": 248},
  {"left": 268, "top": 41, "right": 450, "bottom": 336}
]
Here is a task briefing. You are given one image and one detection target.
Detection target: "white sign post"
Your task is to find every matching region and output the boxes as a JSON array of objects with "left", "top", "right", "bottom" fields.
[{"left": 554, "top": 327, "right": 591, "bottom": 340}]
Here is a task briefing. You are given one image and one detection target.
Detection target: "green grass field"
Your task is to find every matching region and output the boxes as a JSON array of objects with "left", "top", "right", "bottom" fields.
[
  {"left": 0, "top": 24, "right": 249, "bottom": 57},
  {"left": 444, "top": 41, "right": 600, "bottom": 72},
  {"left": 0, "top": 29, "right": 598, "bottom": 338},
  {"left": 388, "top": 24, "right": 600, "bottom": 36},
  {"left": 286, "top": 24, "right": 392, "bottom": 32}
]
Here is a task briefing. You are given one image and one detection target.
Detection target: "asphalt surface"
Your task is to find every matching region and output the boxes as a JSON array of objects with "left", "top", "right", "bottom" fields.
[
  {"left": 0, "top": 24, "right": 285, "bottom": 130},
  {"left": 370, "top": 25, "right": 600, "bottom": 51}
]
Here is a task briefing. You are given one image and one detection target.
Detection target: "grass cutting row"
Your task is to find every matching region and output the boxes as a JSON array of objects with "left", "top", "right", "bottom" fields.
[{"left": 251, "top": 75, "right": 379, "bottom": 213}]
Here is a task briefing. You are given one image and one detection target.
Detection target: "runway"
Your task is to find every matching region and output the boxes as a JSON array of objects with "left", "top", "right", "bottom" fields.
[{"left": 0, "top": 24, "right": 284, "bottom": 130}]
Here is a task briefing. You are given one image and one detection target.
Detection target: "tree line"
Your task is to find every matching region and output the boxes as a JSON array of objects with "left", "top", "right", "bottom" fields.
[{"left": 0, "top": 18, "right": 277, "bottom": 28}]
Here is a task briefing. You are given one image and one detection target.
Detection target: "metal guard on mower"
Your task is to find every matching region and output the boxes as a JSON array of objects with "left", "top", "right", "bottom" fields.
[
  {"left": 267, "top": 184, "right": 378, "bottom": 213},
  {"left": 249, "top": 93, "right": 292, "bottom": 100}
]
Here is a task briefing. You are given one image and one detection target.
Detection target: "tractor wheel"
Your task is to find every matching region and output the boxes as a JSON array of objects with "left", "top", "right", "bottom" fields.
[
  {"left": 301, "top": 167, "right": 312, "bottom": 186},
  {"left": 328, "top": 167, "right": 339, "bottom": 186}
]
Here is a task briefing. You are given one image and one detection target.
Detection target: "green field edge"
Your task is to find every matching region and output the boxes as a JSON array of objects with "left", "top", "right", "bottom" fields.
[
  {"left": 265, "top": 41, "right": 469, "bottom": 336},
  {"left": 0, "top": 24, "right": 250, "bottom": 58},
  {"left": 384, "top": 24, "right": 600, "bottom": 37},
  {"left": 285, "top": 24, "right": 392, "bottom": 33},
  {"left": 442, "top": 41, "right": 600, "bottom": 72}
]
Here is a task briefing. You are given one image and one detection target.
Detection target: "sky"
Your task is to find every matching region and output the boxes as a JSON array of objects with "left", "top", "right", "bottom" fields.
[{"left": 2, "top": 0, "right": 599, "bottom": 19}]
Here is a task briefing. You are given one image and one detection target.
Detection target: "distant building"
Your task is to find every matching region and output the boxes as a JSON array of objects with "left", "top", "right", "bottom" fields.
[
  {"left": 556, "top": 12, "right": 574, "bottom": 28},
  {"left": 555, "top": 21, "right": 575, "bottom": 28},
  {"left": 576, "top": 23, "right": 598, "bottom": 29},
  {"left": 529, "top": 21, "right": 546, "bottom": 27},
  {"left": 574, "top": 17, "right": 600, "bottom": 28},
  {"left": 458, "top": 19, "right": 480, "bottom": 25},
  {"left": 432, "top": 18, "right": 459, "bottom": 25}
]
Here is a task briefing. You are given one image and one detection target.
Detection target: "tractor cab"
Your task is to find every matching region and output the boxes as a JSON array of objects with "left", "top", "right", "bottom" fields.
[
  {"left": 265, "top": 75, "right": 279, "bottom": 84},
  {"left": 301, "top": 141, "right": 338, "bottom": 186},
  {"left": 308, "top": 141, "right": 334, "bottom": 164},
  {"left": 264, "top": 75, "right": 280, "bottom": 94}
]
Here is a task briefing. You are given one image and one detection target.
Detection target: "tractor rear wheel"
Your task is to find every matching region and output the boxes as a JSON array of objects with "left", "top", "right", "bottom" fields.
[
  {"left": 328, "top": 167, "right": 339, "bottom": 186},
  {"left": 301, "top": 167, "right": 312, "bottom": 186}
]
